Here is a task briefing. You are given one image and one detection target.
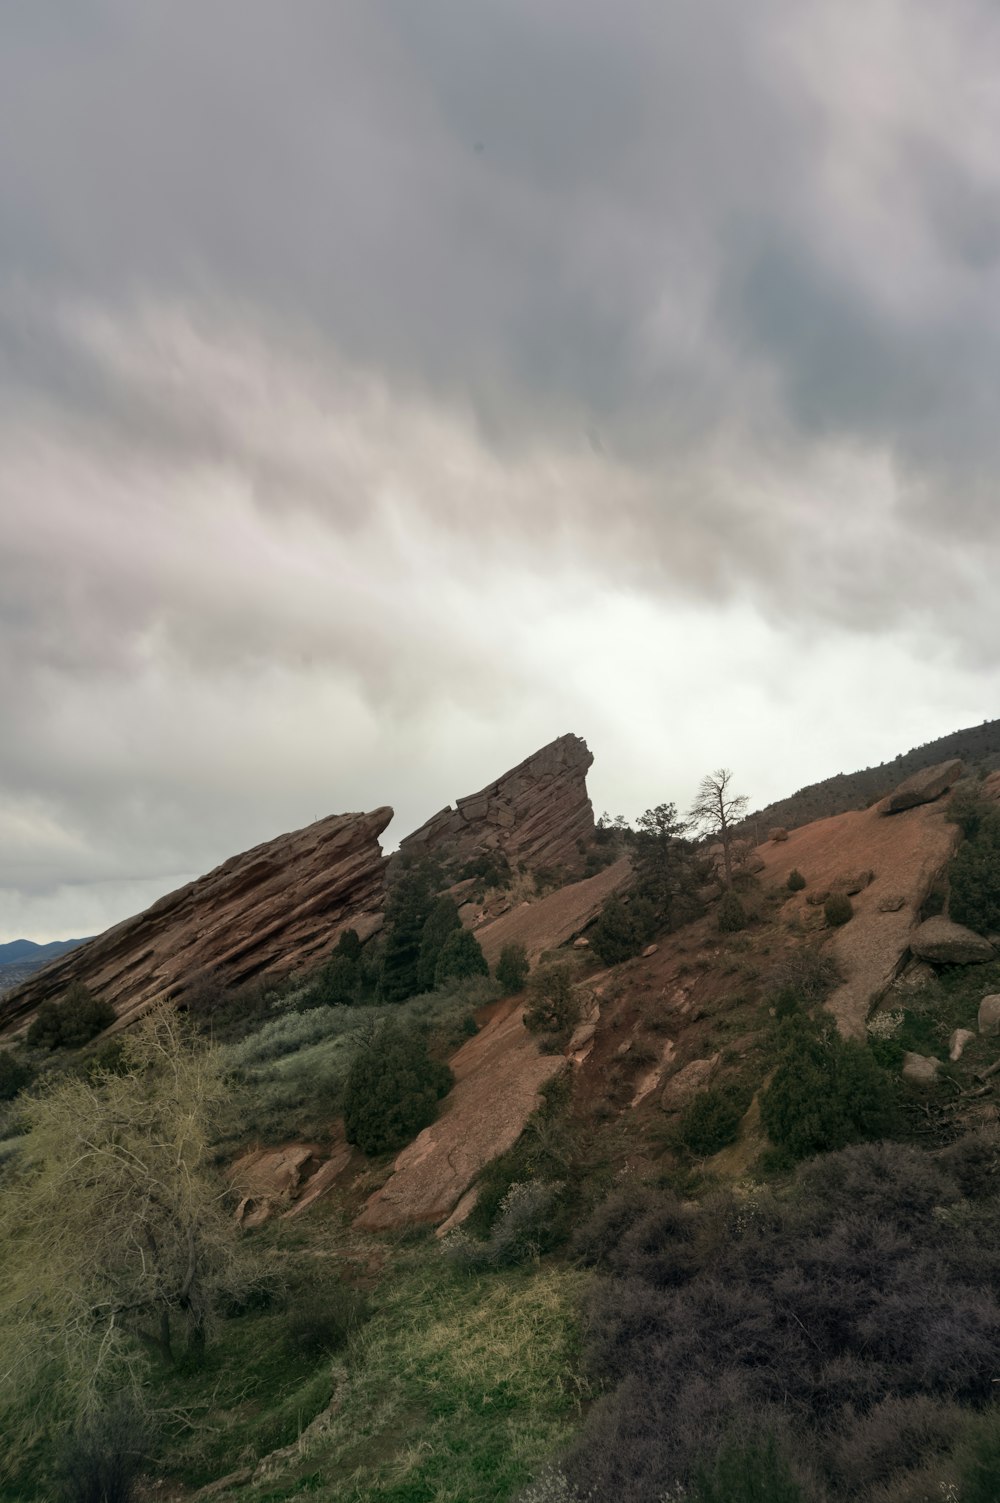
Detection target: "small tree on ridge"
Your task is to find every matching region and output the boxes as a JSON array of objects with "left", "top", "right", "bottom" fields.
[{"left": 689, "top": 769, "right": 749, "bottom": 890}]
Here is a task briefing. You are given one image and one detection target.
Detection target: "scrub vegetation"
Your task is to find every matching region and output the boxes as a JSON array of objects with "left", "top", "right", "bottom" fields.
[{"left": 6, "top": 778, "right": 1000, "bottom": 1501}]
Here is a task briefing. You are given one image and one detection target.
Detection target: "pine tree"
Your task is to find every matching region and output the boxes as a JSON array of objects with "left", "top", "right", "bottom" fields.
[
  {"left": 417, "top": 896, "right": 462, "bottom": 991},
  {"left": 343, "top": 1024, "right": 453, "bottom": 1155},
  {"left": 433, "top": 927, "right": 489, "bottom": 986}
]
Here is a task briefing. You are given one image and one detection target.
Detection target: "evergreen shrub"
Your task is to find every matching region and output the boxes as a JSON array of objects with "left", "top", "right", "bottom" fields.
[
  {"left": 824, "top": 892, "right": 853, "bottom": 927},
  {"left": 26, "top": 985, "right": 115, "bottom": 1051},
  {"left": 949, "top": 809, "right": 1000, "bottom": 934},
  {"left": 717, "top": 891, "right": 746, "bottom": 933},
  {"left": 523, "top": 964, "right": 580, "bottom": 1035},
  {"left": 678, "top": 1087, "right": 745, "bottom": 1156},
  {"left": 590, "top": 896, "right": 647, "bottom": 965},
  {"left": 343, "top": 1024, "right": 453, "bottom": 1156},
  {"left": 495, "top": 942, "right": 530, "bottom": 995},
  {"left": 760, "top": 1013, "right": 895, "bottom": 1159},
  {"left": 0, "top": 1051, "right": 31, "bottom": 1100},
  {"left": 433, "top": 928, "right": 489, "bottom": 986}
]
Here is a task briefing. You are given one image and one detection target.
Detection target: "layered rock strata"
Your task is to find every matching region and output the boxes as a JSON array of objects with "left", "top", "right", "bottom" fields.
[
  {"left": 399, "top": 733, "right": 595, "bottom": 875},
  {"left": 0, "top": 808, "right": 393, "bottom": 1036}
]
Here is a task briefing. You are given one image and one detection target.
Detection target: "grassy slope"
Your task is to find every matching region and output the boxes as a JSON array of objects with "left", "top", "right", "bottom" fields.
[{"left": 151, "top": 1229, "right": 589, "bottom": 1503}]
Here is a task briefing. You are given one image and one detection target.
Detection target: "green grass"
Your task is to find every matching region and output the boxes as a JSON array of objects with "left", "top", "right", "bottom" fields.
[{"left": 153, "top": 1256, "right": 589, "bottom": 1503}]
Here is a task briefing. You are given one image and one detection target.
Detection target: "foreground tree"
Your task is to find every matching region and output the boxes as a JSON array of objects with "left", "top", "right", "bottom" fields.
[
  {"left": 688, "top": 769, "right": 749, "bottom": 889},
  {"left": 0, "top": 1009, "right": 259, "bottom": 1428},
  {"left": 632, "top": 803, "right": 702, "bottom": 930}
]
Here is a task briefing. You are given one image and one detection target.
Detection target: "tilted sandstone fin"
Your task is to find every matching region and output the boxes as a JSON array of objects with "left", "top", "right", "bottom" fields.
[
  {"left": 398, "top": 732, "right": 595, "bottom": 875},
  {"left": 0, "top": 807, "right": 393, "bottom": 1036}
]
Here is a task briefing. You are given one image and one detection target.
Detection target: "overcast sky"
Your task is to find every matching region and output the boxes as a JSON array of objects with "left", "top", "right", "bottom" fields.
[{"left": 3, "top": 1, "right": 1000, "bottom": 941}]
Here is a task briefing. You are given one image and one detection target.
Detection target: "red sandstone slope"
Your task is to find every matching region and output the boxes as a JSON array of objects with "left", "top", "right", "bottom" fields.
[
  {"left": 755, "top": 795, "right": 960, "bottom": 1036},
  {"left": 0, "top": 808, "right": 393, "bottom": 1037}
]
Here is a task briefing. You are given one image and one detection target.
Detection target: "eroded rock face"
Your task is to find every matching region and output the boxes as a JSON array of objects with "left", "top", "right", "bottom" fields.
[
  {"left": 398, "top": 733, "right": 595, "bottom": 876},
  {"left": 883, "top": 759, "right": 964, "bottom": 813},
  {"left": 910, "top": 916, "right": 995, "bottom": 966},
  {"left": 0, "top": 808, "right": 393, "bottom": 1036}
]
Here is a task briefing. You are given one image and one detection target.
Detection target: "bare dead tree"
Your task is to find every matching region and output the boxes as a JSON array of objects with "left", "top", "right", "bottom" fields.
[{"left": 688, "top": 768, "right": 749, "bottom": 889}]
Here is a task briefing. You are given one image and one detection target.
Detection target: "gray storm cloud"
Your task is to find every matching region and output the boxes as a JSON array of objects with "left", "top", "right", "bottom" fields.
[{"left": 2, "top": 0, "right": 1000, "bottom": 937}]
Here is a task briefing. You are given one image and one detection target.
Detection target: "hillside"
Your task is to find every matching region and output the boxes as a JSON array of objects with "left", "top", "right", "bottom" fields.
[
  {"left": 743, "top": 716, "right": 1000, "bottom": 835},
  {"left": 4, "top": 738, "right": 1000, "bottom": 1502}
]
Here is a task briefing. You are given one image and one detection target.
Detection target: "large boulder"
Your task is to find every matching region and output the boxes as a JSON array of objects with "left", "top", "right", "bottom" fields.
[
  {"left": 399, "top": 732, "right": 596, "bottom": 877},
  {"left": 883, "top": 759, "right": 964, "bottom": 814},
  {"left": 902, "top": 1051, "right": 941, "bottom": 1084},
  {"left": 979, "top": 995, "right": 1000, "bottom": 1036},
  {"left": 909, "top": 916, "right": 995, "bottom": 966},
  {"left": 660, "top": 1054, "right": 721, "bottom": 1113},
  {"left": 0, "top": 807, "right": 393, "bottom": 1037}
]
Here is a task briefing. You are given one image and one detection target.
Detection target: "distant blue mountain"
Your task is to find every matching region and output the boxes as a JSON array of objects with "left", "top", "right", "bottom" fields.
[
  {"left": 0, "top": 937, "right": 91, "bottom": 966},
  {"left": 0, "top": 937, "right": 92, "bottom": 995}
]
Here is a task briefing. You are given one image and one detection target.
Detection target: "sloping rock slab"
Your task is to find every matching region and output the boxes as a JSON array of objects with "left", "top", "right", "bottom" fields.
[
  {"left": 399, "top": 732, "right": 595, "bottom": 875},
  {"left": 0, "top": 808, "right": 392, "bottom": 1037},
  {"left": 883, "top": 759, "right": 964, "bottom": 813},
  {"left": 354, "top": 997, "right": 565, "bottom": 1231},
  {"left": 754, "top": 799, "right": 960, "bottom": 1038},
  {"left": 910, "top": 916, "right": 995, "bottom": 965},
  {"left": 231, "top": 1143, "right": 320, "bottom": 1227},
  {"left": 471, "top": 857, "right": 632, "bottom": 968}
]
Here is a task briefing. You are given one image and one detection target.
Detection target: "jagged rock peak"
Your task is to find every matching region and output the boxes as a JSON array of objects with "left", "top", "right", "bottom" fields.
[
  {"left": 0, "top": 806, "right": 393, "bottom": 1037},
  {"left": 399, "top": 732, "right": 596, "bottom": 875}
]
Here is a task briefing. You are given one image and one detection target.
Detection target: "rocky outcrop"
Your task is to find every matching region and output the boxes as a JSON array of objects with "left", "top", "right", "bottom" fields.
[
  {"left": 231, "top": 1141, "right": 353, "bottom": 1227},
  {"left": 755, "top": 798, "right": 961, "bottom": 1037},
  {"left": 660, "top": 1054, "right": 721, "bottom": 1112},
  {"left": 354, "top": 996, "right": 565, "bottom": 1231},
  {"left": 909, "top": 917, "right": 995, "bottom": 966},
  {"left": 398, "top": 733, "right": 595, "bottom": 876},
  {"left": 882, "top": 759, "right": 964, "bottom": 814},
  {"left": 471, "top": 857, "right": 632, "bottom": 968},
  {"left": 0, "top": 808, "right": 393, "bottom": 1036},
  {"left": 979, "top": 996, "right": 1000, "bottom": 1036}
]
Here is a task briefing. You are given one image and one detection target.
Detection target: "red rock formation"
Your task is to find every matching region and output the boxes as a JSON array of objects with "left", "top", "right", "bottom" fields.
[
  {"left": 753, "top": 799, "right": 960, "bottom": 1037},
  {"left": 471, "top": 856, "right": 632, "bottom": 968},
  {"left": 0, "top": 807, "right": 392, "bottom": 1037},
  {"left": 354, "top": 995, "right": 566, "bottom": 1231},
  {"left": 399, "top": 732, "right": 595, "bottom": 875},
  {"left": 882, "top": 758, "right": 964, "bottom": 813}
]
